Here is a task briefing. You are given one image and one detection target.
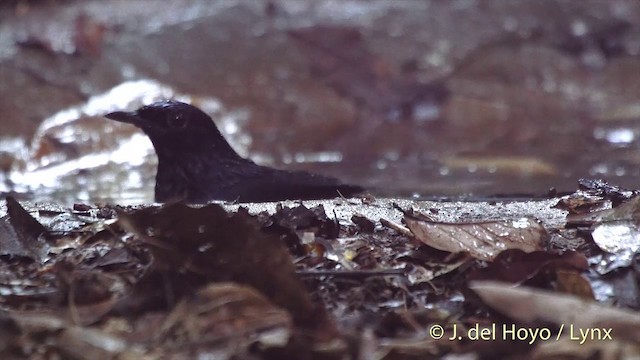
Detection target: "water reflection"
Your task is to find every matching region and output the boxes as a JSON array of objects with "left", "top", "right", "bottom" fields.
[
  {"left": 6, "top": 80, "right": 249, "bottom": 205},
  {"left": 593, "top": 127, "right": 635, "bottom": 145},
  {"left": 4, "top": 76, "right": 640, "bottom": 205}
]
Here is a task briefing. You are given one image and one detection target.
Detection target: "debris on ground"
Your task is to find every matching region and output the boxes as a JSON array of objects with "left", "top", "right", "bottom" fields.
[{"left": 1, "top": 181, "right": 639, "bottom": 358}]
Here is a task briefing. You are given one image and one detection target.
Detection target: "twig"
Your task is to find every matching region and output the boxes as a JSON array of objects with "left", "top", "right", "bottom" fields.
[{"left": 380, "top": 218, "right": 412, "bottom": 237}]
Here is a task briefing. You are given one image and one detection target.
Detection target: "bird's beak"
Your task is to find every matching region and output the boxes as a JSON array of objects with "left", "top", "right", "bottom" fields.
[{"left": 104, "top": 110, "right": 142, "bottom": 125}]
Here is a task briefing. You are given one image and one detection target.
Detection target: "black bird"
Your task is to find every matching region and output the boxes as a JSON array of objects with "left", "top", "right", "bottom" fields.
[{"left": 105, "top": 100, "right": 363, "bottom": 203}]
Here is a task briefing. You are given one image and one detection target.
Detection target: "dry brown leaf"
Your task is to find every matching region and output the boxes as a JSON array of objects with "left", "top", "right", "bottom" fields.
[
  {"left": 56, "top": 326, "right": 129, "bottom": 360},
  {"left": 405, "top": 216, "right": 547, "bottom": 261},
  {"left": 1, "top": 196, "right": 49, "bottom": 261},
  {"left": 157, "top": 282, "right": 292, "bottom": 348},
  {"left": 470, "top": 281, "right": 640, "bottom": 344},
  {"left": 553, "top": 269, "right": 594, "bottom": 300},
  {"left": 532, "top": 334, "right": 640, "bottom": 359}
]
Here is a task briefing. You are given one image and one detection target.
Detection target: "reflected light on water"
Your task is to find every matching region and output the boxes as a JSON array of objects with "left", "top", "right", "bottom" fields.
[
  {"left": 110, "top": 133, "right": 154, "bottom": 166},
  {"left": 282, "top": 151, "right": 343, "bottom": 164},
  {"left": 11, "top": 133, "right": 152, "bottom": 190},
  {"left": 294, "top": 151, "right": 343, "bottom": 163},
  {"left": 593, "top": 127, "right": 635, "bottom": 145},
  {"left": 6, "top": 79, "right": 254, "bottom": 204}
]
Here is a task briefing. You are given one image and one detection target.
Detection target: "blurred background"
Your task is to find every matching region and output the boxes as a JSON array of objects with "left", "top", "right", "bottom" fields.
[{"left": 1, "top": 0, "right": 639, "bottom": 205}]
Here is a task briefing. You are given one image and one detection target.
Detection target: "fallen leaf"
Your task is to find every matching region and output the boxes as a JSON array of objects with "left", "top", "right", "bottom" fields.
[
  {"left": 405, "top": 215, "right": 547, "bottom": 261},
  {"left": 0, "top": 197, "right": 49, "bottom": 261},
  {"left": 157, "top": 282, "right": 292, "bottom": 349},
  {"left": 117, "top": 203, "right": 337, "bottom": 341},
  {"left": 573, "top": 196, "right": 640, "bottom": 271},
  {"left": 532, "top": 335, "right": 640, "bottom": 360},
  {"left": 554, "top": 269, "right": 594, "bottom": 300},
  {"left": 567, "top": 194, "right": 640, "bottom": 225},
  {"left": 470, "top": 281, "right": 640, "bottom": 344},
  {"left": 592, "top": 221, "right": 640, "bottom": 255},
  {"left": 467, "top": 249, "right": 588, "bottom": 286}
]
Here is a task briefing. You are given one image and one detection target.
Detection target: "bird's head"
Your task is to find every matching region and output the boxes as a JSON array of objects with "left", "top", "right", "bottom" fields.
[{"left": 105, "top": 100, "right": 239, "bottom": 157}]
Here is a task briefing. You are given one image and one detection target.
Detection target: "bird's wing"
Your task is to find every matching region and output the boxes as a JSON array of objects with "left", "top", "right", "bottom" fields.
[{"left": 212, "top": 161, "right": 362, "bottom": 202}]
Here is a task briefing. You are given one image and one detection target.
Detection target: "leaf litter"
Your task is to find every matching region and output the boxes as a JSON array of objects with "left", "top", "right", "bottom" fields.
[{"left": 0, "top": 179, "right": 640, "bottom": 359}]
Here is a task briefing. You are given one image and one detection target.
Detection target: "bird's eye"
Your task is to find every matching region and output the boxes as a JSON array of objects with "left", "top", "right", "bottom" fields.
[{"left": 167, "top": 114, "right": 187, "bottom": 128}]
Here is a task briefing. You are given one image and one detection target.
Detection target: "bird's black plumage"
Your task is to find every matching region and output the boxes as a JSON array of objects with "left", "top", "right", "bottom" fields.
[{"left": 105, "top": 100, "right": 363, "bottom": 203}]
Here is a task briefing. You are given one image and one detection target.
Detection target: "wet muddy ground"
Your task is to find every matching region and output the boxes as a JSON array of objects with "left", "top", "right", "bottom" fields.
[{"left": 1, "top": 0, "right": 640, "bottom": 204}]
